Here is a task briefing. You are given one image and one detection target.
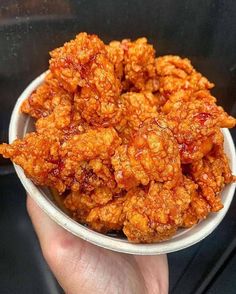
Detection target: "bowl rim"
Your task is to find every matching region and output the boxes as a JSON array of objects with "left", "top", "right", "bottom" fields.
[{"left": 9, "top": 71, "right": 236, "bottom": 255}]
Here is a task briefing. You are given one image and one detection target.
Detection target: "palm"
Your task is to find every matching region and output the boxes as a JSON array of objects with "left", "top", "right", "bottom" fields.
[{"left": 27, "top": 196, "right": 168, "bottom": 294}]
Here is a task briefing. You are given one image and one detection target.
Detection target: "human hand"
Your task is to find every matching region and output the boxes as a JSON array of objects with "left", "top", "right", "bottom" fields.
[{"left": 27, "top": 196, "right": 169, "bottom": 294}]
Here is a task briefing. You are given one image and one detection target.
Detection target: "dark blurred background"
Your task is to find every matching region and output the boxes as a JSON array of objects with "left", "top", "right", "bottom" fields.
[{"left": 0, "top": 1, "right": 235, "bottom": 293}]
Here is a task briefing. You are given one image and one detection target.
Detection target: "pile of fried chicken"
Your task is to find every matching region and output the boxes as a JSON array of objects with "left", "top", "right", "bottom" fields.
[{"left": 1, "top": 33, "right": 235, "bottom": 243}]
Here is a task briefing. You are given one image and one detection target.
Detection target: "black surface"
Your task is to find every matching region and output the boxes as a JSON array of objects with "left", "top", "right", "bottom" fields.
[
  {"left": 0, "top": 174, "right": 63, "bottom": 294},
  {"left": 0, "top": 1, "right": 236, "bottom": 293},
  {"left": 169, "top": 170, "right": 236, "bottom": 294}
]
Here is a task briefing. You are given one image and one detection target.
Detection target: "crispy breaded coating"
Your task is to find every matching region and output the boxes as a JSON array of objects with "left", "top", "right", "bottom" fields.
[
  {"left": 122, "top": 37, "right": 157, "bottom": 91},
  {"left": 106, "top": 41, "right": 124, "bottom": 79},
  {"left": 61, "top": 127, "right": 121, "bottom": 162},
  {"left": 118, "top": 91, "right": 159, "bottom": 129},
  {"left": 59, "top": 128, "right": 121, "bottom": 191},
  {"left": 86, "top": 195, "right": 126, "bottom": 232},
  {"left": 64, "top": 191, "right": 97, "bottom": 222},
  {"left": 189, "top": 144, "right": 235, "bottom": 212},
  {"left": 116, "top": 91, "right": 159, "bottom": 142},
  {"left": 65, "top": 189, "right": 126, "bottom": 232},
  {"left": 112, "top": 119, "right": 182, "bottom": 190},
  {"left": 35, "top": 98, "right": 88, "bottom": 142},
  {"left": 0, "top": 128, "right": 121, "bottom": 193},
  {"left": 1, "top": 33, "right": 235, "bottom": 243},
  {"left": 182, "top": 193, "right": 210, "bottom": 228},
  {"left": 49, "top": 32, "right": 105, "bottom": 92},
  {"left": 65, "top": 186, "right": 113, "bottom": 211},
  {"left": 64, "top": 176, "right": 202, "bottom": 242},
  {"left": 162, "top": 89, "right": 217, "bottom": 114},
  {"left": 123, "top": 178, "right": 194, "bottom": 243},
  {"left": 63, "top": 160, "right": 119, "bottom": 195},
  {"left": 74, "top": 53, "right": 121, "bottom": 125},
  {"left": 21, "top": 72, "right": 72, "bottom": 119},
  {"left": 156, "top": 55, "right": 214, "bottom": 108},
  {"left": 89, "top": 158, "right": 117, "bottom": 190},
  {"left": 50, "top": 33, "right": 121, "bottom": 125},
  {"left": 0, "top": 133, "right": 65, "bottom": 192},
  {"left": 166, "top": 100, "right": 236, "bottom": 163}
]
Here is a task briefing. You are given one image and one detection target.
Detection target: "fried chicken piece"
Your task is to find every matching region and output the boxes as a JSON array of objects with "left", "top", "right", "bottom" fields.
[
  {"left": 123, "top": 178, "right": 195, "bottom": 243},
  {"left": 73, "top": 163, "right": 105, "bottom": 193},
  {"left": 122, "top": 37, "right": 158, "bottom": 91},
  {"left": 106, "top": 38, "right": 159, "bottom": 92},
  {"left": 61, "top": 127, "right": 121, "bottom": 162},
  {"left": 50, "top": 33, "right": 121, "bottom": 125},
  {"left": 89, "top": 158, "right": 117, "bottom": 190},
  {"left": 86, "top": 194, "right": 127, "bottom": 232},
  {"left": 35, "top": 97, "right": 88, "bottom": 142},
  {"left": 64, "top": 190, "right": 97, "bottom": 222},
  {"left": 188, "top": 144, "right": 235, "bottom": 212},
  {"left": 106, "top": 41, "right": 124, "bottom": 79},
  {"left": 182, "top": 194, "right": 210, "bottom": 228},
  {"left": 64, "top": 160, "right": 118, "bottom": 195},
  {"left": 49, "top": 32, "right": 105, "bottom": 92},
  {"left": 64, "top": 188, "right": 126, "bottom": 232},
  {"left": 0, "top": 128, "right": 121, "bottom": 193},
  {"left": 162, "top": 89, "right": 216, "bottom": 114},
  {"left": 90, "top": 186, "right": 113, "bottom": 205},
  {"left": 60, "top": 128, "right": 121, "bottom": 191},
  {"left": 156, "top": 55, "right": 214, "bottom": 109},
  {"left": 166, "top": 100, "right": 236, "bottom": 163},
  {"left": 21, "top": 72, "right": 72, "bottom": 119},
  {"left": 64, "top": 186, "right": 113, "bottom": 212},
  {"left": 112, "top": 119, "right": 182, "bottom": 190},
  {"left": 74, "top": 52, "right": 121, "bottom": 125},
  {"left": 0, "top": 133, "right": 65, "bottom": 192},
  {"left": 116, "top": 91, "right": 159, "bottom": 142}
]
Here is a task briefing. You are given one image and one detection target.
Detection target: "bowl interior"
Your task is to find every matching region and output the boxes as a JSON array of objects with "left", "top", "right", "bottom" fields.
[{"left": 9, "top": 72, "right": 236, "bottom": 255}]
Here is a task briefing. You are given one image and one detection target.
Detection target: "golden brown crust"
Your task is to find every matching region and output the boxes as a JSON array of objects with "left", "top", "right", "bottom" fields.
[
  {"left": 49, "top": 32, "right": 105, "bottom": 93},
  {"left": 50, "top": 33, "right": 121, "bottom": 126},
  {"left": 188, "top": 144, "right": 234, "bottom": 211},
  {"left": 21, "top": 72, "right": 72, "bottom": 119},
  {"left": 123, "top": 178, "right": 194, "bottom": 243},
  {"left": 106, "top": 41, "right": 124, "bottom": 79},
  {"left": 112, "top": 119, "right": 182, "bottom": 190},
  {"left": 122, "top": 38, "right": 157, "bottom": 91},
  {"left": 166, "top": 100, "right": 236, "bottom": 163},
  {"left": 0, "top": 133, "right": 65, "bottom": 192},
  {"left": 116, "top": 91, "right": 159, "bottom": 142},
  {"left": 74, "top": 52, "right": 121, "bottom": 126},
  {"left": 35, "top": 97, "right": 88, "bottom": 142},
  {"left": 156, "top": 55, "right": 214, "bottom": 108},
  {"left": 59, "top": 128, "right": 121, "bottom": 192}
]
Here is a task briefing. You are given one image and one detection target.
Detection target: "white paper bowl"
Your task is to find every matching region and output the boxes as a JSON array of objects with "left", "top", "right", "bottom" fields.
[{"left": 9, "top": 72, "right": 236, "bottom": 255}]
